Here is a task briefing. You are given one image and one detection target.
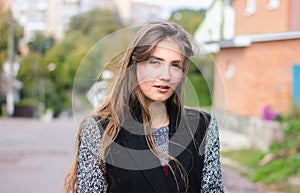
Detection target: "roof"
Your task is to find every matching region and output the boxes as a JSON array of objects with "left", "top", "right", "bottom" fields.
[{"left": 219, "top": 30, "right": 300, "bottom": 48}]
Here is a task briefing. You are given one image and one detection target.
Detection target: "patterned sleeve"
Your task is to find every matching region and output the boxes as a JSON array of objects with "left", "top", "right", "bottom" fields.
[
  {"left": 201, "top": 114, "right": 225, "bottom": 193},
  {"left": 77, "top": 116, "right": 106, "bottom": 193}
]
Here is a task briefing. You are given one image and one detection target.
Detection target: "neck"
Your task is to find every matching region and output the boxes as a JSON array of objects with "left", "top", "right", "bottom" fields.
[{"left": 148, "top": 101, "right": 169, "bottom": 128}]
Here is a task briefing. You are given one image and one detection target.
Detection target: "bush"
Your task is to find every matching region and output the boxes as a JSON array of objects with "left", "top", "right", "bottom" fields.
[
  {"left": 16, "top": 98, "right": 40, "bottom": 106},
  {"left": 185, "top": 75, "right": 211, "bottom": 107},
  {"left": 14, "top": 98, "right": 41, "bottom": 118}
]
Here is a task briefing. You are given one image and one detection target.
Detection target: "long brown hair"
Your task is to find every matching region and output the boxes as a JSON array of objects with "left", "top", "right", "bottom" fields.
[{"left": 64, "top": 21, "right": 194, "bottom": 193}]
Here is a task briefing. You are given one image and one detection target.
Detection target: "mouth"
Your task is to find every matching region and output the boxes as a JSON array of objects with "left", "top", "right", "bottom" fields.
[
  {"left": 154, "top": 85, "right": 170, "bottom": 89},
  {"left": 153, "top": 85, "right": 171, "bottom": 93}
]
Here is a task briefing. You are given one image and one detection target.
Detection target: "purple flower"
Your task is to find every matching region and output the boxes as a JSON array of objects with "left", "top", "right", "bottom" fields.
[{"left": 262, "top": 105, "right": 279, "bottom": 121}]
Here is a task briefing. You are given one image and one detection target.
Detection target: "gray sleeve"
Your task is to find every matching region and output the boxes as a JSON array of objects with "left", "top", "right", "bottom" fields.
[
  {"left": 77, "top": 117, "right": 106, "bottom": 193},
  {"left": 201, "top": 115, "right": 225, "bottom": 193}
]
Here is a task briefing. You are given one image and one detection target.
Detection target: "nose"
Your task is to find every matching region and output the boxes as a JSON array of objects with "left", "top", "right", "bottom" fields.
[{"left": 159, "top": 64, "right": 171, "bottom": 82}]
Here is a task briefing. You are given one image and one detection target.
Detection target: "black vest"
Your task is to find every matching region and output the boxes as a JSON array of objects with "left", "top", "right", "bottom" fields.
[{"left": 96, "top": 108, "right": 209, "bottom": 193}]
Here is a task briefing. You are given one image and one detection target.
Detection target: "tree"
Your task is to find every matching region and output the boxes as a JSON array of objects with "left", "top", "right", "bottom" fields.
[
  {"left": 0, "top": 4, "right": 23, "bottom": 116},
  {"left": 169, "top": 9, "right": 213, "bottom": 107},
  {"left": 67, "top": 8, "right": 121, "bottom": 36},
  {"left": 39, "top": 8, "right": 123, "bottom": 116},
  {"left": 168, "top": 9, "right": 205, "bottom": 35},
  {"left": 27, "top": 33, "right": 55, "bottom": 56},
  {"left": 17, "top": 53, "right": 42, "bottom": 99},
  {"left": 0, "top": 6, "right": 23, "bottom": 72}
]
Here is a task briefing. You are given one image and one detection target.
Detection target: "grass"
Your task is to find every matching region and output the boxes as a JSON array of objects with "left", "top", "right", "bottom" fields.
[{"left": 221, "top": 118, "right": 300, "bottom": 193}]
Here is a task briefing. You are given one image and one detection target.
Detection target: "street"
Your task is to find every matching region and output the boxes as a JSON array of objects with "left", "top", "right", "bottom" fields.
[
  {"left": 0, "top": 117, "right": 77, "bottom": 193},
  {"left": 0, "top": 116, "right": 279, "bottom": 193}
]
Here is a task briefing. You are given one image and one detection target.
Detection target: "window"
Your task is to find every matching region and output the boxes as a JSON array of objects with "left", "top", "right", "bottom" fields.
[
  {"left": 267, "top": 0, "right": 280, "bottom": 9},
  {"left": 245, "top": 0, "right": 256, "bottom": 16},
  {"left": 225, "top": 61, "right": 235, "bottom": 79}
]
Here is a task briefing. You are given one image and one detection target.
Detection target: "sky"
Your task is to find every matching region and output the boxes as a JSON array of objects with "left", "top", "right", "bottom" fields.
[
  {"left": 132, "top": 0, "right": 214, "bottom": 10},
  {"left": 131, "top": 0, "right": 214, "bottom": 19}
]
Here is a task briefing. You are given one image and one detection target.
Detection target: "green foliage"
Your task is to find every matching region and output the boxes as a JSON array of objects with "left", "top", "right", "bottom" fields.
[
  {"left": 222, "top": 118, "right": 300, "bottom": 192},
  {"left": 17, "top": 53, "right": 43, "bottom": 99},
  {"left": 27, "top": 33, "right": 55, "bottom": 55},
  {"left": 249, "top": 156, "right": 300, "bottom": 184},
  {"left": 221, "top": 149, "right": 265, "bottom": 168},
  {"left": 168, "top": 9, "right": 215, "bottom": 108},
  {"left": 0, "top": 7, "right": 23, "bottom": 72},
  {"left": 44, "top": 8, "right": 122, "bottom": 89},
  {"left": 284, "top": 119, "right": 300, "bottom": 135},
  {"left": 269, "top": 119, "right": 300, "bottom": 153},
  {"left": 184, "top": 54, "right": 215, "bottom": 108},
  {"left": 168, "top": 9, "right": 205, "bottom": 35},
  {"left": 185, "top": 75, "right": 211, "bottom": 107},
  {"left": 43, "top": 79, "right": 69, "bottom": 116},
  {"left": 43, "top": 32, "right": 85, "bottom": 88},
  {"left": 68, "top": 8, "right": 121, "bottom": 36},
  {"left": 37, "top": 8, "right": 123, "bottom": 115},
  {"left": 16, "top": 98, "right": 40, "bottom": 106}
]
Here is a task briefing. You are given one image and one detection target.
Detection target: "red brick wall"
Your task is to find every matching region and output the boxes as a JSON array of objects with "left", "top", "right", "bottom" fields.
[
  {"left": 214, "top": 39, "right": 300, "bottom": 116},
  {"left": 213, "top": 47, "right": 247, "bottom": 115},
  {"left": 233, "top": 0, "right": 290, "bottom": 35},
  {"left": 289, "top": 0, "right": 300, "bottom": 31}
]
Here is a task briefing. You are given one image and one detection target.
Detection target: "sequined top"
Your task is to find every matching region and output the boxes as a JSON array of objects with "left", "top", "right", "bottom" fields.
[{"left": 152, "top": 125, "right": 169, "bottom": 166}]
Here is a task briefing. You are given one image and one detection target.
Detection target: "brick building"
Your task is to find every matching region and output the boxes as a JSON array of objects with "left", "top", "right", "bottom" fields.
[{"left": 213, "top": 0, "right": 300, "bottom": 130}]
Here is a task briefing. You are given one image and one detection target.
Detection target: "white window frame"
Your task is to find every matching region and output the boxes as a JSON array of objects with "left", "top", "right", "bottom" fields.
[
  {"left": 267, "top": 0, "right": 280, "bottom": 10},
  {"left": 245, "top": 0, "right": 256, "bottom": 16},
  {"left": 225, "top": 62, "right": 235, "bottom": 79}
]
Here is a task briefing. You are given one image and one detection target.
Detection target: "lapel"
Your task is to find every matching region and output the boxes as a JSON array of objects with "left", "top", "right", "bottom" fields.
[
  {"left": 119, "top": 106, "right": 197, "bottom": 192},
  {"left": 102, "top": 104, "right": 201, "bottom": 193},
  {"left": 119, "top": 126, "right": 174, "bottom": 192},
  {"left": 168, "top": 108, "right": 195, "bottom": 192}
]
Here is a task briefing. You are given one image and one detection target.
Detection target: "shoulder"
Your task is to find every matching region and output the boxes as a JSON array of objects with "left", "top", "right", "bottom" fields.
[
  {"left": 79, "top": 115, "right": 104, "bottom": 147},
  {"left": 183, "top": 106, "right": 211, "bottom": 117},
  {"left": 183, "top": 106, "right": 211, "bottom": 126},
  {"left": 183, "top": 107, "right": 214, "bottom": 146}
]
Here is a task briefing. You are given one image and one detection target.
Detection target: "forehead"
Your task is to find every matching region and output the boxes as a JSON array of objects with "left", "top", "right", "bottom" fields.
[{"left": 152, "top": 39, "right": 183, "bottom": 59}]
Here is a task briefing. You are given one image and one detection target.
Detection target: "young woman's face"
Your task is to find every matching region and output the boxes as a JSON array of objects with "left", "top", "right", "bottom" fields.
[{"left": 137, "top": 39, "right": 184, "bottom": 106}]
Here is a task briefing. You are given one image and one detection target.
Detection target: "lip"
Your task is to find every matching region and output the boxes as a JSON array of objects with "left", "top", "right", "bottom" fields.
[{"left": 154, "top": 85, "right": 170, "bottom": 93}]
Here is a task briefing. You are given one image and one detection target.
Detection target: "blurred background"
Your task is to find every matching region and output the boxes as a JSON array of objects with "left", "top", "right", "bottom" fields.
[{"left": 0, "top": 0, "right": 299, "bottom": 192}]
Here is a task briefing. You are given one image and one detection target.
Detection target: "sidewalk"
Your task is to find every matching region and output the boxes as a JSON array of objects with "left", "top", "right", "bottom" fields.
[{"left": 0, "top": 117, "right": 282, "bottom": 193}]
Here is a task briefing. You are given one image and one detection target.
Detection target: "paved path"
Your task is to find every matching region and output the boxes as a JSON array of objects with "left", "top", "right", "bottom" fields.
[{"left": 0, "top": 117, "right": 281, "bottom": 193}]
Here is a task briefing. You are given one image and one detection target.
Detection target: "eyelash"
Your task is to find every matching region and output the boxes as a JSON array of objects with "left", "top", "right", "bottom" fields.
[
  {"left": 149, "top": 59, "right": 160, "bottom": 65},
  {"left": 148, "top": 59, "right": 182, "bottom": 69},
  {"left": 172, "top": 63, "right": 181, "bottom": 68}
]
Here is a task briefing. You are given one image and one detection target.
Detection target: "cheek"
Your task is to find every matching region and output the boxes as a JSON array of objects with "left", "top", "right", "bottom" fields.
[
  {"left": 171, "top": 70, "right": 184, "bottom": 84},
  {"left": 137, "top": 64, "right": 146, "bottom": 83},
  {"left": 139, "top": 82, "right": 151, "bottom": 93},
  {"left": 137, "top": 64, "right": 155, "bottom": 84}
]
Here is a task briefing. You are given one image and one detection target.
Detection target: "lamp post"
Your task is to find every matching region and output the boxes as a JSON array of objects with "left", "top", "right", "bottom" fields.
[{"left": 6, "top": 10, "right": 15, "bottom": 116}]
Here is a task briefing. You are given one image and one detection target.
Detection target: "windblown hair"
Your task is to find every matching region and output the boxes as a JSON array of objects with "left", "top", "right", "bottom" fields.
[{"left": 64, "top": 21, "right": 195, "bottom": 193}]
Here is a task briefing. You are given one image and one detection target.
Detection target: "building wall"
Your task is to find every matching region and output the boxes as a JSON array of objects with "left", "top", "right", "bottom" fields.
[
  {"left": 233, "top": 0, "right": 290, "bottom": 35},
  {"left": 0, "top": 0, "right": 12, "bottom": 9},
  {"left": 47, "top": 0, "right": 63, "bottom": 39},
  {"left": 214, "top": 39, "right": 300, "bottom": 116},
  {"left": 289, "top": 0, "right": 300, "bottom": 31},
  {"left": 214, "top": 47, "right": 247, "bottom": 115}
]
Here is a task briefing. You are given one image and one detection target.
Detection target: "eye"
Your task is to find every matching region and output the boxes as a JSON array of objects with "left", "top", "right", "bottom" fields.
[
  {"left": 149, "top": 59, "right": 161, "bottom": 65},
  {"left": 171, "top": 62, "right": 182, "bottom": 69}
]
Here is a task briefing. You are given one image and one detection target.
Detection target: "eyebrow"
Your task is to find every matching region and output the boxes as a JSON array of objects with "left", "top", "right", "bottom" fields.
[{"left": 150, "top": 55, "right": 181, "bottom": 63}]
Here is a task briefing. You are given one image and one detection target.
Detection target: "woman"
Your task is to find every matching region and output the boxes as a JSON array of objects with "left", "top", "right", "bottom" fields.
[{"left": 65, "top": 21, "right": 224, "bottom": 193}]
